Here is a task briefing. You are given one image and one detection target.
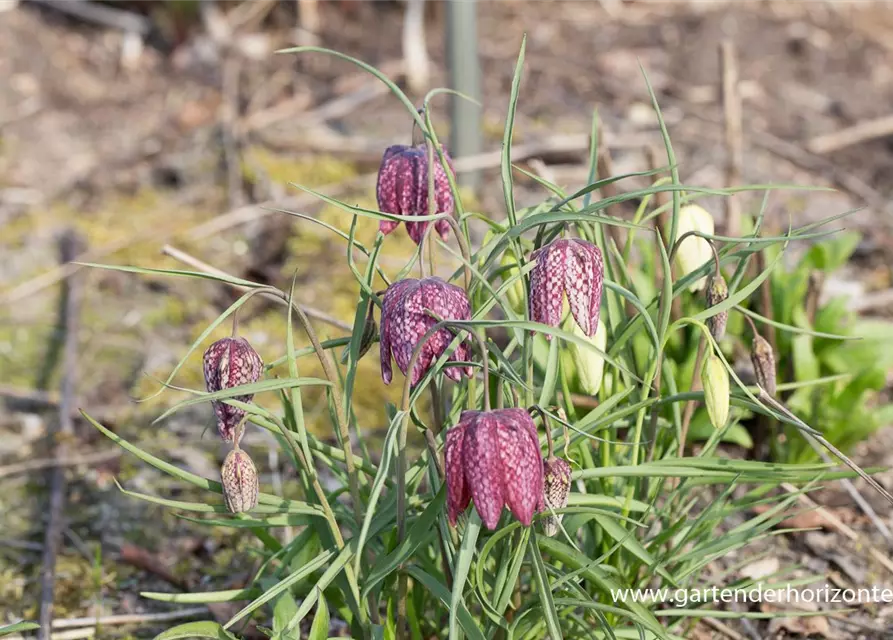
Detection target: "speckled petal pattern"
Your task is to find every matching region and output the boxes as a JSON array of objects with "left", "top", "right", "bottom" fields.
[
  {"left": 445, "top": 417, "right": 472, "bottom": 525},
  {"left": 379, "top": 277, "right": 472, "bottom": 387},
  {"left": 374, "top": 143, "right": 456, "bottom": 245},
  {"left": 443, "top": 408, "right": 546, "bottom": 530},
  {"left": 462, "top": 412, "right": 506, "bottom": 530},
  {"left": 202, "top": 337, "right": 263, "bottom": 442},
  {"left": 529, "top": 238, "right": 604, "bottom": 340}
]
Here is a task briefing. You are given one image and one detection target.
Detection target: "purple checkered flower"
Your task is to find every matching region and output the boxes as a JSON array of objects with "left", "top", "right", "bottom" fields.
[
  {"left": 379, "top": 277, "right": 472, "bottom": 387},
  {"left": 202, "top": 337, "right": 263, "bottom": 443},
  {"left": 445, "top": 408, "right": 545, "bottom": 530},
  {"left": 529, "top": 238, "right": 604, "bottom": 340},
  {"left": 376, "top": 144, "right": 456, "bottom": 245}
]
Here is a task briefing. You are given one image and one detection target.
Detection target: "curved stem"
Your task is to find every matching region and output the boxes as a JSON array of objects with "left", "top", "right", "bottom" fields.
[
  {"left": 439, "top": 214, "right": 473, "bottom": 293},
  {"left": 708, "top": 239, "right": 722, "bottom": 278},
  {"left": 743, "top": 313, "right": 760, "bottom": 339},
  {"left": 528, "top": 404, "right": 554, "bottom": 457},
  {"left": 229, "top": 286, "right": 274, "bottom": 338}
]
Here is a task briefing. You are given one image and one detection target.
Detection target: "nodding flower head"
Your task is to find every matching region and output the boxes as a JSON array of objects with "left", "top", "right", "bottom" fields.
[
  {"left": 529, "top": 238, "right": 604, "bottom": 340},
  {"left": 379, "top": 277, "right": 472, "bottom": 387},
  {"left": 444, "top": 408, "right": 544, "bottom": 530},
  {"left": 376, "top": 144, "right": 455, "bottom": 245},
  {"left": 202, "top": 337, "right": 264, "bottom": 443}
]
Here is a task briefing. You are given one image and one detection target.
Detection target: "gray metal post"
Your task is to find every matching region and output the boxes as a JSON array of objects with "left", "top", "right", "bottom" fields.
[{"left": 445, "top": 0, "right": 482, "bottom": 192}]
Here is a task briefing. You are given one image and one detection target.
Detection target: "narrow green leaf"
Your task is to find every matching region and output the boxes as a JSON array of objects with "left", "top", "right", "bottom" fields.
[
  {"left": 142, "top": 589, "right": 260, "bottom": 603},
  {"left": 153, "top": 621, "right": 238, "bottom": 640},
  {"left": 450, "top": 512, "right": 482, "bottom": 639},
  {"left": 307, "top": 590, "right": 330, "bottom": 640},
  {"left": 528, "top": 530, "right": 563, "bottom": 639}
]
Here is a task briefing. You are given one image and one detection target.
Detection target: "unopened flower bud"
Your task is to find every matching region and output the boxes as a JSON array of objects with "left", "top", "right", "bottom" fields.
[
  {"left": 673, "top": 204, "right": 715, "bottom": 292},
  {"left": 358, "top": 307, "right": 378, "bottom": 360},
  {"left": 560, "top": 319, "right": 607, "bottom": 395},
  {"left": 701, "top": 353, "right": 730, "bottom": 429},
  {"left": 705, "top": 275, "right": 729, "bottom": 340},
  {"left": 541, "top": 456, "right": 572, "bottom": 537},
  {"left": 751, "top": 334, "right": 776, "bottom": 397},
  {"left": 220, "top": 447, "right": 258, "bottom": 513}
]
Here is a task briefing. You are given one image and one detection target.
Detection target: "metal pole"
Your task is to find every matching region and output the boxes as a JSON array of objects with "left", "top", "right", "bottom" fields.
[{"left": 445, "top": 0, "right": 482, "bottom": 192}]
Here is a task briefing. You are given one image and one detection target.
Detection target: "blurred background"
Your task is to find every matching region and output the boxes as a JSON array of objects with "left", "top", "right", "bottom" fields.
[{"left": 2, "top": 0, "right": 893, "bottom": 636}]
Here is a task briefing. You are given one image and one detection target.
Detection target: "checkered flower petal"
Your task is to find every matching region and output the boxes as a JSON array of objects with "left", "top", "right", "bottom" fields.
[
  {"left": 202, "top": 337, "right": 264, "bottom": 443},
  {"left": 462, "top": 412, "right": 506, "bottom": 530},
  {"left": 495, "top": 409, "right": 544, "bottom": 526},
  {"left": 542, "top": 456, "right": 572, "bottom": 537},
  {"left": 444, "top": 409, "right": 545, "bottom": 530},
  {"left": 374, "top": 144, "right": 456, "bottom": 245},
  {"left": 530, "top": 238, "right": 604, "bottom": 340},
  {"left": 379, "top": 277, "right": 472, "bottom": 387},
  {"left": 445, "top": 414, "right": 473, "bottom": 526}
]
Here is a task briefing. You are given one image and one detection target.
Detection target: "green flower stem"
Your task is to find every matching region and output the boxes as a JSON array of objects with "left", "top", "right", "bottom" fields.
[{"left": 277, "top": 291, "right": 363, "bottom": 528}]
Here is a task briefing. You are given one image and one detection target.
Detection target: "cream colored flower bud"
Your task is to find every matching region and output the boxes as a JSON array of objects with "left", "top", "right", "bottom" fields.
[
  {"left": 221, "top": 448, "right": 258, "bottom": 513},
  {"left": 701, "top": 353, "right": 730, "bottom": 429},
  {"left": 560, "top": 319, "right": 607, "bottom": 395},
  {"left": 673, "top": 204, "right": 715, "bottom": 292}
]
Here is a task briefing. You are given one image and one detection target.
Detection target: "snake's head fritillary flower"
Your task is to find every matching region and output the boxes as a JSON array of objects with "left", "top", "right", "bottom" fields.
[
  {"left": 673, "top": 204, "right": 715, "bottom": 292},
  {"left": 220, "top": 447, "right": 259, "bottom": 513},
  {"left": 379, "top": 277, "right": 472, "bottom": 387},
  {"left": 202, "top": 337, "right": 263, "bottom": 443},
  {"left": 445, "top": 408, "right": 544, "bottom": 530},
  {"left": 529, "top": 238, "right": 604, "bottom": 340},
  {"left": 541, "top": 455, "right": 572, "bottom": 537},
  {"left": 376, "top": 144, "right": 455, "bottom": 245}
]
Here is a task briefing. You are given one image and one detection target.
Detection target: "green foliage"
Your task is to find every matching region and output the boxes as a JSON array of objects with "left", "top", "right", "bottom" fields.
[{"left": 82, "top": 43, "right": 884, "bottom": 639}]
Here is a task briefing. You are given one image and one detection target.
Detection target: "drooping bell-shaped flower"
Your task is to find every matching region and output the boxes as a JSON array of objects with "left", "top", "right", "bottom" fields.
[
  {"left": 376, "top": 142, "right": 456, "bottom": 245},
  {"left": 445, "top": 408, "right": 545, "bottom": 530},
  {"left": 529, "top": 238, "right": 604, "bottom": 340},
  {"left": 202, "top": 337, "right": 264, "bottom": 443},
  {"left": 379, "top": 277, "right": 472, "bottom": 387}
]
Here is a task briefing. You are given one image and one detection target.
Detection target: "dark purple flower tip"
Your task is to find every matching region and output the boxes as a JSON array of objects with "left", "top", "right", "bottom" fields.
[
  {"left": 529, "top": 238, "right": 604, "bottom": 340},
  {"left": 202, "top": 337, "right": 263, "bottom": 442},
  {"left": 444, "top": 408, "right": 544, "bottom": 530},
  {"left": 379, "top": 277, "right": 472, "bottom": 387},
  {"left": 375, "top": 144, "right": 456, "bottom": 245}
]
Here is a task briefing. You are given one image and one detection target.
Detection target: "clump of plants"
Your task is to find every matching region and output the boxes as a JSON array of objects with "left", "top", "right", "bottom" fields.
[{"left": 82, "top": 42, "right": 890, "bottom": 639}]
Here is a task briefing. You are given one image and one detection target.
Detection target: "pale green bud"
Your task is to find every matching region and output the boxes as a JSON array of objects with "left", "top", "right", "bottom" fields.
[
  {"left": 673, "top": 204, "right": 715, "bottom": 292},
  {"left": 701, "top": 353, "right": 730, "bottom": 429},
  {"left": 500, "top": 251, "right": 527, "bottom": 315},
  {"left": 560, "top": 319, "right": 607, "bottom": 395}
]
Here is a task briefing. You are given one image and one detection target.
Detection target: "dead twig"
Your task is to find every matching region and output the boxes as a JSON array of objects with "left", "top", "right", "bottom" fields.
[
  {"left": 52, "top": 607, "right": 207, "bottom": 630},
  {"left": 807, "top": 114, "right": 893, "bottom": 155},
  {"left": 221, "top": 58, "right": 245, "bottom": 209},
  {"left": 38, "top": 230, "right": 84, "bottom": 640},
  {"left": 29, "top": 0, "right": 150, "bottom": 35},
  {"left": 720, "top": 40, "right": 743, "bottom": 237},
  {"left": 160, "top": 244, "right": 352, "bottom": 332},
  {"left": 0, "top": 449, "right": 120, "bottom": 480},
  {"left": 780, "top": 483, "right": 893, "bottom": 577}
]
